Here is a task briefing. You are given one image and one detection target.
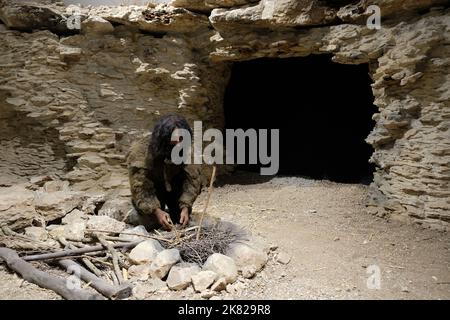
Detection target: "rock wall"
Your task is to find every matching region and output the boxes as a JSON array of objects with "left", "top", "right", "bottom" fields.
[{"left": 0, "top": 0, "right": 448, "bottom": 231}]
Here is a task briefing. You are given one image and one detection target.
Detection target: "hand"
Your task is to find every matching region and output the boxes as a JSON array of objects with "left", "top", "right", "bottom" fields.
[
  {"left": 154, "top": 208, "right": 172, "bottom": 231},
  {"left": 179, "top": 207, "right": 189, "bottom": 227}
]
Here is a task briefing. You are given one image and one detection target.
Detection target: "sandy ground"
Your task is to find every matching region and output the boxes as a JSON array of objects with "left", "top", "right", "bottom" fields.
[{"left": 1, "top": 172, "right": 449, "bottom": 300}]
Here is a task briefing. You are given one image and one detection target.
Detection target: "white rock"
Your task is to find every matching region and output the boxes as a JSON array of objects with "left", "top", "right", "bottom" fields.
[
  {"left": 86, "top": 215, "right": 126, "bottom": 233},
  {"left": 226, "top": 243, "right": 268, "bottom": 278},
  {"left": 24, "top": 226, "right": 48, "bottom": 241},
  {"left": 192, "top": 270, "right": 218, "bottom": 292},
  {"left": 81, "top": 15, "right": 114, "bottom": 34},
  {"left": 132, "top": 283, "right": 152, "bottom": 300},
  {"left": 166, "top": 263, "right": 201, "bottom": 290},
  {"left": 34, "top": 191, "right": 83, "bottom": 222},
  {"left": 48, "top": 221, "right": 86, "bottom": 241},
  {"left": 150, "top": 249, "right": 181, "bottom": 279},
  {"left": 211, "top": 277, "right": 227, "bottom": 292},
  {"left": 203, "top": 253, "right": 238, "bottom": 284},
  {"left": 43, "top": 180, "right": 70, "bottom": 192},
  {"left": 128, "top": 263, "right": 152, "bottom": 281},
  {"left": 61, "top": 209, "right": 87, "bottom": 225},
  {"left": 276, "top": 252, "right": 291, "bottom": 265},
  {"left": 129, "top": 239, "right": 163, "bottom": 265},
  {"left": 200, "top": 290, "right": 216, "bottom": 299},
  {"left": 226, "top": 281, "right": 246, "bottom": 294},
  {"left": 119, "top": 225, "right": 150, "bottom": 242},
  {"left": 146, "top": 277, "right": 168, "bottom": 293}
]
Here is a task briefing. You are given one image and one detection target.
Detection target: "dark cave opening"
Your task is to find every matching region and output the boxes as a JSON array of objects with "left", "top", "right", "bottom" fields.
[{"left": 223, "top": 54, "right": 377, "bottom": 184}]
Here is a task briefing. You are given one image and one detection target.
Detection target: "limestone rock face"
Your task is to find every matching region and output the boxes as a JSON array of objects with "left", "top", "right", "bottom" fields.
[
  {"left": 0, "top": 0, "right": 69, "bottom": 34},
  {"left": 0, "top": 185, "right": 36, "bottom": 230},
  {"left": 171, "top": 0, "right": 257, "bottom": 12},
  {"left": 210, "top": 0, "right": 338, "bottom": 33},
  {"left": 89, "top": 4, "right": 210, "bottom": 34},
  {"left": 208, "top": 6, "right": 450, "bottom": 230},
  {"left": 0, "top": 0, "right": 448, "bottom": 232}
]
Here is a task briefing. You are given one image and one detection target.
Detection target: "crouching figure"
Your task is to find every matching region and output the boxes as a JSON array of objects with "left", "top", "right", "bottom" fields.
[{"left": 127, "top": 113, "right": 202, "bottom": 230}]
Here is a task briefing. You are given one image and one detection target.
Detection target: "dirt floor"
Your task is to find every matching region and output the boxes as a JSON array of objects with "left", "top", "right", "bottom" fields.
[{"left": 1, "top": 172, "right": 449, "bottom": 300}]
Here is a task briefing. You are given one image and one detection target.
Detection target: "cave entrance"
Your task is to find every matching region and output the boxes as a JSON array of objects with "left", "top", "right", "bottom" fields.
[{"left": 223, "top": 54, "right": 376, "bottom": 184}]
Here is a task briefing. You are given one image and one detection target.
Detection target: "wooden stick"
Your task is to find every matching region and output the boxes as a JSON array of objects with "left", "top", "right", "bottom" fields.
[
  {"left": 22, "top": 241, "right": 141, "bottom": 262},
  {"left": 96, "top": 235, "right": 123, "bottom": 285},
  {"left": 85, "top": 229, "right": 171, "bottom": 243},
  {"left": 58, "top": 259, "right": 132, "bottom": 299},
  {"left": 196, "top": 165, "right": 217, "bottom": 240},
  {"left": 0, "top": 247, "right": 105, "bottom": 300},
  {"left": 58, "top": 237, "right": 104, "bottom": 278}
]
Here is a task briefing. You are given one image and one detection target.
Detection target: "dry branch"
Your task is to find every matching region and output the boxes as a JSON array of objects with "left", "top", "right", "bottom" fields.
[
  {"left": 0, "top": 247, "right": 105, "bottom": 300},
  {"left": 58, "top": 259, "right": 132, "bottom": 299},
  {"left": 96, "top": 235, "right": 123, "bottom": 285},
  {"left": 21, "top": 241, "right": 141, "bottom": 262},
  {"left": 196, "top": 165, "right": 217, "bottom": 240}
]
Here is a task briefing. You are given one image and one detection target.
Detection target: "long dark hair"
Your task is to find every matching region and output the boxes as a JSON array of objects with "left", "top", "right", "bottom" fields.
[{"left": 150, "top": 113, "right": 192, "bottom": 161}]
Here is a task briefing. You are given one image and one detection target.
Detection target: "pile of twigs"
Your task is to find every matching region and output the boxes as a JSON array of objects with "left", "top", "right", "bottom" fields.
[{"left": 175, "top": 226, "right": 237, "bottom": 265}]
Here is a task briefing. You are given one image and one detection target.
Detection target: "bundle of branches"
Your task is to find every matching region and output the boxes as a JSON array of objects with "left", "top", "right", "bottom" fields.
[{"left": 172, "top": 226, "right": 238, "bottom": 265}]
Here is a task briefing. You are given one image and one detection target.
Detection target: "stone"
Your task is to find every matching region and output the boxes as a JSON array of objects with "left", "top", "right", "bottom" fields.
[
  {"left": 78, "top": 153, "right": 106, "bottom": 169},
  {"left": 150, "top": 249, "right": 181, "bottom": 279},
  {"left": 209, "top": 0, "right": 338, "bottom": 33},
  {"left": 148, "top": 277, "right": 168, "bottom": 293},
  {"left": 81, "top": 15, "right": 114, "bottom": 34},
  {"left": 90, "top": 4, "right": 209, "bottom": 34},
  {"left": 59, "top": 46, "right": 82, "bottom": 62},
  {"left": 99, "top": 198, "right": 134, "bottom": 221},
  {"left": 132, "top": 283, "right": 152, "bottom": 300},
  {"left": 0, "top": 185, "right": 36, "bottom": 230},
  {"left": 61, "top": 209, "right": 87, "bottom": 225},
  {"left": 24, "top": 226, "right": 48, "bottom": 241},
  {"left": 211, "top": 277, "right": 227, "bottom": 292},
  {"left": 0, "top": 2, "right": 70, "bottom": 33},
  {"left": 128, "top": 263, "right": 152, "bottom": 281},
  {"left": 226, "top": 243, "right": 268, "bottom": 277},
  {"left": 86, "top": 215, "right": 126, "bottom": 233},
  {"left": 226, "top": 280, "right": 246, "bottom": 294},
  {"left": 206, "top": 0, "right": 257, "bottom": 8},
  {"left": 200, "top": 290, "right": 216, "bottom": 299},
  {"left": 203, "top": 253, "right": 238, "bottom": 284},
  {"left": 128, "top": 239, "right": 164, "bottom": 265},
  {"left": 48, "top": 221, "right": 86, "bottom": 241},
  {"left": 119, "top": 225, "right": 151, "bottom": 242},
  {"left": 34, "top": 191, "right": 83, "bottom": 223},
  {"left": 29, "top": 176, "right": 52, "bottom": 187},
  {"left": 166, "top": 263, "right": 201, "bottom": 290},
  {"left": 276, "top": 252, "right": 291, "bottom": 265},
  {"left": 192, "top": 270, "right": 218, "bottom": 292},
  {"left": 43, "top": 180, "right": 70, "bottom": 193}
]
